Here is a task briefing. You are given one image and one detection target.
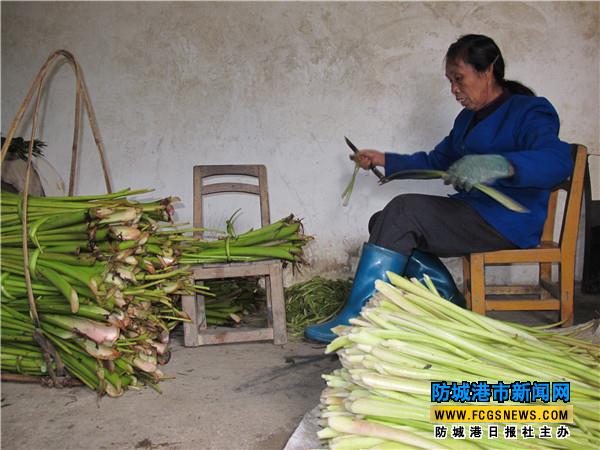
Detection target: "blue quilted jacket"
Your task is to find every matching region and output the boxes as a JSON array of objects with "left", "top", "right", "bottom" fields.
[{"left": 384, "top": 96, "right": 573, "bottom": 248}]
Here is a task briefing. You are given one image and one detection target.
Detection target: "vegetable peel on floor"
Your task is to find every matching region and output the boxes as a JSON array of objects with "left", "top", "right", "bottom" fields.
[{"left": 285, "top": 276, "right": 352, "bottom": 338}]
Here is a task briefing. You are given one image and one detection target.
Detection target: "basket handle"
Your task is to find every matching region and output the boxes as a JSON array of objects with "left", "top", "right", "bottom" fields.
[{"left": 0, "top": 49, "right": 112, "bottom": 195}]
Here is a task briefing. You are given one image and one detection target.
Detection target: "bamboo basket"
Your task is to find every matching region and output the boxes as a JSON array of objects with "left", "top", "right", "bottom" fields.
[{"left": 0, "top": 49, "right": 113, "bottom": 384}]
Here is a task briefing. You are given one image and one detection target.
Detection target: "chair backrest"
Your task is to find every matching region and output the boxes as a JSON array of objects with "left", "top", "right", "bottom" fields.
[
  {"left": 539, "top": 144, "right": 587, "bottom": 253},
  {"left": 193, "top": 164, "right": 271, "bottom": 236}
]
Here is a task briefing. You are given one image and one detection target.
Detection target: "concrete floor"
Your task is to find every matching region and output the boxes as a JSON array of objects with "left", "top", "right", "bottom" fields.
[{"left": 1, "top": 285, "right": 598, "bottom": 450}]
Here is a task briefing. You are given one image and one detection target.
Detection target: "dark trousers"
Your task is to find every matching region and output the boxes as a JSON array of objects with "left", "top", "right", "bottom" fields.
[{"left": 368, "top": 194, "right": 517, "bottom": 257}]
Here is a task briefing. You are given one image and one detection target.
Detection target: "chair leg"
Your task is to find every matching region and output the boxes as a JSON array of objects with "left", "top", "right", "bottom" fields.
[
  {"left": 539, "top": 262, "right": 553, "bottom": 299},
  {"left": 182, "top": 294, "right": 199, "bottom": 347},
  {"left": 462, "top": 257, "right": 472, "bottom": 310},
  {"left": 269, "top": 263, "right": 287, "bottom": 345},
  {"left": 539, "top": 262, "right": 552, "bottom": 283},
  {"left": 264, "top": 273, "right": 273, "bottom": 328},
  {"left": 197, "top": 290, "right": 208, "bottom": 331},
  {"left": 470, "top": 254, "right": 486, "bottom": 316},
  {"left": 560, "top": 262, "right": 575, "bottom": 327}
]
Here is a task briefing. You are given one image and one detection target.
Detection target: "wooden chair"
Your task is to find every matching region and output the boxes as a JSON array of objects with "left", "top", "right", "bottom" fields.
[
  {"left": 463, "top": 144, "right": 588, "bottom": 326},
  {"left": 181, "top": 165, "right": 287, "bottom": 346}
]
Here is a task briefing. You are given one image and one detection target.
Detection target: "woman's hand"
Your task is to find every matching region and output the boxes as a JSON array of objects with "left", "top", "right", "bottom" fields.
[
  {"left": 444, "top": 154, "right": 514, "bottom": 191},
  {"left": 351, "top": 150, "right": 385, "bottom": 170}
]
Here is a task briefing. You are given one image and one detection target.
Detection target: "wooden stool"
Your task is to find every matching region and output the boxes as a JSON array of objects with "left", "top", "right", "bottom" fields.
[{"left": 181, "top": 165, "right": 287, "bottom": 346}]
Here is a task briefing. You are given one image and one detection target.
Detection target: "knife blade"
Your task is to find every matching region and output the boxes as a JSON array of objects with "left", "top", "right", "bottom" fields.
[{"left": 344, "top": 136, "right": 387, "bottom": 183}]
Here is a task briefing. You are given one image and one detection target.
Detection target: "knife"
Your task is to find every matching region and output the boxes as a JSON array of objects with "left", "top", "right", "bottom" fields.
[{"left": 344, "top": 136, "right": 388, "bottom": 184}]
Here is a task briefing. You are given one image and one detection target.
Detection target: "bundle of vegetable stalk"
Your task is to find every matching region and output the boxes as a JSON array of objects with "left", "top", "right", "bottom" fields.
[
  {"left": 176, "top": 212, "right": 310, "bottom": 265},
  {"left": 1, "top": 188, "right": 204, "bottom": 396},
  {"left": 318, "top": 272, "right": 600, "bottom": 449},
  {"left": 203, "top": 277, "right": 264, "bottom": 326},
  {"left": 180, "top": 213, "right": 311, "bottom": 327},
  {"left": 1, "top": 189, "right": 311, "bottom": 396}
]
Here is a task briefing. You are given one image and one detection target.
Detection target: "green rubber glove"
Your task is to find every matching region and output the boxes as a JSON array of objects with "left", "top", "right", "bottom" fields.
[{"left": 444, "top": 154, "right": 514, "bottom": 191}]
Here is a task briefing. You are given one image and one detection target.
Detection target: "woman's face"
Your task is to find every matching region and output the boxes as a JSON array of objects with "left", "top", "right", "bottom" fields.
[{"left": 445, "top": 58, "right": 496, "bottom": 111}]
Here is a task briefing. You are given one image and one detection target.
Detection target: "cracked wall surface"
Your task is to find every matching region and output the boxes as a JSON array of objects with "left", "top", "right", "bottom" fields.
[{"left": 2, "top": 2, "right": 598, "bottom": 283}]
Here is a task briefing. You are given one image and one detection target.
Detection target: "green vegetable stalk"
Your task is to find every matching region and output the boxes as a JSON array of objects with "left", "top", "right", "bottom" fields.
[
  {"left": 1, "top": 189, "right": 203, "bottom": 395},
  {"left": 317, "top": 272, "right": 600, "bottom": 449},
  {"left": 1, "top": 189, "right": 312, "bottom": 396}
]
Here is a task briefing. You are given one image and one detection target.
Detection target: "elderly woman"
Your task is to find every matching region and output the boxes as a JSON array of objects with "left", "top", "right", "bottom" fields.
[{"left": 306, "top": 34, "right": 573, "bottom": 343}]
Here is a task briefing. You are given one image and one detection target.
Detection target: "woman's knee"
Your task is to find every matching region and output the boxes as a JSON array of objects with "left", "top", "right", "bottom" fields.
[
  {"left": 385, "top": 194, "right": 422, "bottom": 214},
  {"left": 369, "top": 194, "right": 428, "bottom": 235},
  {"left": 368, "top": 211, "right": 382, "bottom": 233}
]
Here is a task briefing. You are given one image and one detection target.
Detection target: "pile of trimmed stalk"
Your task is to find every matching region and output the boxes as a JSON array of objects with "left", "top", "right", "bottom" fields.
[
  {"left": 177, "top": 213, "right": 310, "bottom": 265},
  {"left": 203, "top": 277, "right": 264, "bottom": 326},
  {"left": 1, "top": 189, "right": 204, "bottom": 396},
  {"left": 285, "top": 276, "right": 352, "bottom": 338},
  {"left": 318, "top": 272, "right": 600, "bottom": 449}
]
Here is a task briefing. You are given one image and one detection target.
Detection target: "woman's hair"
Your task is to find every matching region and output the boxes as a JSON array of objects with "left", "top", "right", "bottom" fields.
[{"left": 446, "top": 34, "right": 535, "bottom": 96}]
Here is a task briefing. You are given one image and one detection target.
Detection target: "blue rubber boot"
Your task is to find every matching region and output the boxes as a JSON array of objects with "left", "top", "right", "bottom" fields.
[
  {"left": 304, "top": 243, "right": 408, "bottom": 343},
  {"left": 405, "top": 249, "right": 466, "bottom": 307}
]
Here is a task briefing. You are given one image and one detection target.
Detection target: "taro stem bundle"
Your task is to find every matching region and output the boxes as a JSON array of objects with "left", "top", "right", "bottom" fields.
[
  {"left": 173, "top": 213, "right": 311, "bottom": 326},
  {"left": 1, "top": 189, "right": 206, "bottom": 396},
  {"left": 318, "top": 273, "right": 599, "bottom": 449},
  {"left": 203, "top": 278, "right": 264, "bottom": 326},
  {"left": 176, "top": 213, "right": 311, "bottom": 264}
]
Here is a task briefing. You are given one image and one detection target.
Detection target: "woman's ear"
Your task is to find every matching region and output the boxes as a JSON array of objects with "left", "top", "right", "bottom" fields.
[
  {"left": 483, "top": 57, "right": 498, "bottom": 81},
  {"left": 480, "top": 65, "right": 494, "bottom": 82},
  {"left": 476, "top": 68, "right": 490, "bottom": 81}
]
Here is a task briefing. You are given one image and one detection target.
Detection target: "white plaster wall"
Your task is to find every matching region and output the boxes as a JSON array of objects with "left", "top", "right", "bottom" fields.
[{"left": 2, "top": 2, "right": 598, "bottom": 284}]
